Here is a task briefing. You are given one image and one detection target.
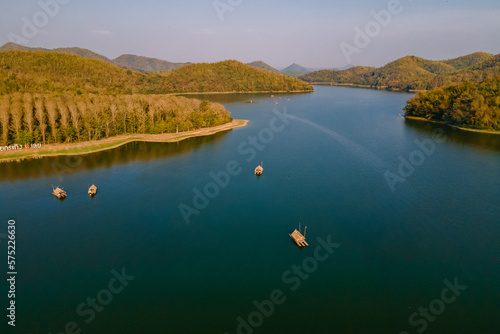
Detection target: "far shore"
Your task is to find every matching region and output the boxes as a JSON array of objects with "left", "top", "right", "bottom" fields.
[
  {"left": 310, "top": 82, "right": 426, "bottom": 93},
  {"left": 404, "top": 116, "right": 500, "bottom": 135},
  {"left": 173, "top": 89, "right": 314, "bottom": 95},
  {"left": 0, "top": 119, "right": 248, "bottom": 162}
]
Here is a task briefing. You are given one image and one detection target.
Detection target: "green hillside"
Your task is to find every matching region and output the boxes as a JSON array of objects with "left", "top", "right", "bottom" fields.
[
  {"left": 404, "top": 76, "right": 500, "bottom": 131},
  {"left": 0, "top": 51, "right": 312, "bottom": 95},
  {"left": 0, "top": 50, "right": 163, "bottom": 95},
  {"left": 444, "top": 52, "right": 494, "bottom": 70},
  {"left": 301, "top": 53, "right": 500, "bottom": 91},
  {"left": 161, "top": 60, "right": 313, "bottom": 92}
]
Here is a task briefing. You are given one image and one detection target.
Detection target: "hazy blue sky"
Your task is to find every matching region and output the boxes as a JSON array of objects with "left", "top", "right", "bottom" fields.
[{"left": 1, "top": 0, "right": 499, "bottom": 68}]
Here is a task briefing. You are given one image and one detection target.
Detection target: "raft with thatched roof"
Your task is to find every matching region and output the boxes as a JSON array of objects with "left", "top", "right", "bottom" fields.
[
  {"left": 88, "top": 184, "right": 97, "bottom": 196},
  {"left": 290, "top": 223, "right": 308, "bottom": 247},
  {"left": 52, "top": 186, "right": 67, "bottom": 199},
  {"left": 254, "top": 162, "right": 263, "bottom": 175}
]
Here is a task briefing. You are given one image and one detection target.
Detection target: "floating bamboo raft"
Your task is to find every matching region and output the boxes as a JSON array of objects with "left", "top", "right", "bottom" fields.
[
  {"left": 254, "top": 163, "right": 263, "bottom": 175},
  {"left": 290, "top": 223, "right": 308, "bottom": 247},
  {"left": 88, "top": 184, "right": 97, "bottom": 196},
  {"left": 52, "top": 186, "right": 67, "bottom": 199}
]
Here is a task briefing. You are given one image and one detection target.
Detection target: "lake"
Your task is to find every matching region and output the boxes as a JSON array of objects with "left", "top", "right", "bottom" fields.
[{"left": 0, "top": 86, "right": 499, "bottom": 334}]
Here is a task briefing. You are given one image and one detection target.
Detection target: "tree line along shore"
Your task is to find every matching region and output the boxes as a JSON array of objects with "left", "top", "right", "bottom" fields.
[
  {"left": 0, "top": 93, "right": 232, "bottom": 146},
  {"left": 404, "top": 76, "right": 500, "bottom": 132}
]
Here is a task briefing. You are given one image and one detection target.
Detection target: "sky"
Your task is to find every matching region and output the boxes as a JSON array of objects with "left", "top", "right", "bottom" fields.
[{"left": 1, "top": 0, "right": 500, "bottom": 69}]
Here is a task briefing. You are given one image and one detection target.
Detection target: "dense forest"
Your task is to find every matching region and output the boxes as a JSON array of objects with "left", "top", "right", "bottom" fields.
[
  {"left": 0, "top": 51, "right": 312, "bottom": 95},
  {"left": 404, "top": 76, "right": 500, "bottom": 131},
  {"left": 0, "top": 93, "right": 231, "bottom": 145},
  {"left": 301, "top": 53, "right": 500, "bottom": 91}
]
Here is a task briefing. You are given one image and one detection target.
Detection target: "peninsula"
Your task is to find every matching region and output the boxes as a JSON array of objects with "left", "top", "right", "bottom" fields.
[{"left": 404, "top": 76, "right": 500, "bottom": 133}]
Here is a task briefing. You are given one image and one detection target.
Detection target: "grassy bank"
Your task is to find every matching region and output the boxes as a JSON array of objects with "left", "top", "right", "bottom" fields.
[
  {"left": 0, "top": 119, "right": 248, "bottom": 162},
  {"left": 404, "top": 116, "right": 500, "bottom": 135}
]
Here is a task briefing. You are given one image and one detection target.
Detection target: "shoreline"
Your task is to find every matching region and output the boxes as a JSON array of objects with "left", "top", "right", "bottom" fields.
[
  {"left": 309, "top": 82, "right": 426, "bottom": 93},
  {"left": 0, "top": 119, "right": 248, "bottom": 162},
  {"left": 404, "top": 116, "right": 500, "bottom": 135},
  {"left": 173, "top": 89, "right": 314, "bottom": 95}
]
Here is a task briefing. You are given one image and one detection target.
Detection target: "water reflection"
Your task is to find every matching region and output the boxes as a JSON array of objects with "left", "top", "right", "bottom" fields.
[
  {"left": 177, "top": 91, "right": 312, "bottom": 104},
  {"left": 404, "top": 118, "right": 500, "bottom": 152},
  {"left": 0, "top": 130, "right": 231, "bottom": 182}
]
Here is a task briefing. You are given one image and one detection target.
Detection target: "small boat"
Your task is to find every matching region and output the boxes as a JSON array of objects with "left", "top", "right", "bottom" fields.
[
  {"left": 290, "top": 223, "right": 308, "bottom": 247},
  {"left": 88, "top": 184, "right": 97, "bottom": 196},
  {"left": 52, "top": 186, "right": 67, "bottom": 199},
  {"left": 254, "top": 162, "right": 263, "bottom": 176}
]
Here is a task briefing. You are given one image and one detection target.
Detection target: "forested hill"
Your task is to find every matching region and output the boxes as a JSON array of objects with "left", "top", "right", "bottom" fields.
[
  {"left": 404, "top": 76, "right": 500, "bottom": 131},
  {"left": 161, "top": 60, "right": 313, "bottom": 93},
  {"left": 0, "top": 51, "right": 313, "bottom": 94},
  {"left": 301, "top": 52, "right": 500, "bottom": 91}
]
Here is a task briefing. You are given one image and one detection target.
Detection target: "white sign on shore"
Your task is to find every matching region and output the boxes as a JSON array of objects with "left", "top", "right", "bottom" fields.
[{"left": 0, "top": 143, "right": 42, "bottom": 152}]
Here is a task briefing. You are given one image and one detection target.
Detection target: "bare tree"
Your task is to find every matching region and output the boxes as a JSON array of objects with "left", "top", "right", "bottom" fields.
[
  {"left": 57, "top": 96, "right": 71, "bottom": 142},
  {"left": 67, "top": 98, "right": 80, "bottom": 141},
  {"left": 76, "top": 96, "right": 92, "bottom": 141},
  {"left": 46, "top": 98, "right": 59, "bottom": 143},
  {"left": 23, "top": 93, "right": 34, "bottom": 139},
  {"left": 34, "top": 94, "right": 47, "bottom": 144},
  {"left": 10, "top": 93, "right": 24, "bottom": 141},
  {"left": 0, "top": 96, "right": 10, "bottom": 145}
]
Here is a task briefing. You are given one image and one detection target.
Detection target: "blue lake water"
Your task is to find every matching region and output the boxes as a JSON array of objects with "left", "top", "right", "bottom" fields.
[{"left": 0, "top": 86, "right": 499, "bottom": 333}]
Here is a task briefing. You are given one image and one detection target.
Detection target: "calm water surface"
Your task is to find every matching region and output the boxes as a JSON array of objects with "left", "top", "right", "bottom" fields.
[{"left": 0, "top": 86, "right": 499, "bottom": 334}]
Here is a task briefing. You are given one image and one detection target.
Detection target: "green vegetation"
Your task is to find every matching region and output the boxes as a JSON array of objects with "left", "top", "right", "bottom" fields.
[
  {"left": 404, "top": 76, "right": 500, "bottom": 131},
  {"left": 0, "top": 93, "right": 231, "bottom": 145},
  {"left": 0, "top": 51, "right": 312, "bottom": 95},
  {"left": 301, "top": 53, "right": 500, "bottom": 91},
  {"left": 161, "top": 60, "right": 313, "bottom": 92}
]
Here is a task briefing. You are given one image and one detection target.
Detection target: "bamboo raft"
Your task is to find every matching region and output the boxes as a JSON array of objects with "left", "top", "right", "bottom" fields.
[
  {"left": 88, "top": 184, "right": 98, "bottom": 196},
  {"left": 289, "top": 223, "right": 308, "bottom": 247},
  {"left": 52, "top": 186, "right": 67, "bottom": 199},
  {"left": 254, "top": 163, "right": 263, "bottom": 175}
]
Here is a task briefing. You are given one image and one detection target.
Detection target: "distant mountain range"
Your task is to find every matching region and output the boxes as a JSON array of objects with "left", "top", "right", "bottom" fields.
[
  {"left": 282, "top": 63, "right": 312, "bottom": 73},
  {"left": 300, "top": 52, "right": 500, "bottom": 91},
  {"left": 246, "top": 61, "right": 282, "bottom": 74},
  {"left": 0, "top": 42, "right": 188, "bottom": 73},
  {"left": 0, "top": 43, "right": 334, "bottom": 77}
]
